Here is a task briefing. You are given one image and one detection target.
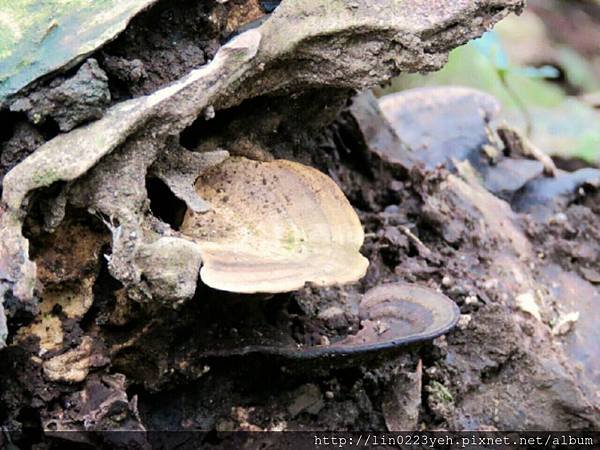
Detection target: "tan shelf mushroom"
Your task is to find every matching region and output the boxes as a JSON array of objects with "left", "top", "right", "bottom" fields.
[{"left": 181, "top": 156, "right": 369, "bottom": 294}]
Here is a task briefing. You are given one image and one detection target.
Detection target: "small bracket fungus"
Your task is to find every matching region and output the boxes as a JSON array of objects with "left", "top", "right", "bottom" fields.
[
  {"left": 181, "top": 157, "right": 369, "bottom": 293},
  {"left": 329, "top": 282, "right": 461, "bottom": 354},
  {"left": 190, "top": 282, "right": 460, "bottom": 360}
]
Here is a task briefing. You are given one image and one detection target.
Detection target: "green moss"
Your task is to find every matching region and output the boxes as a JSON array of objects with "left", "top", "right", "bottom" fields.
[
  {"left": 429, "top": 380, "right": 453, "bottom": 403},
  {"left": 31, "top": 166, "right": 60, "bottom": 187}
]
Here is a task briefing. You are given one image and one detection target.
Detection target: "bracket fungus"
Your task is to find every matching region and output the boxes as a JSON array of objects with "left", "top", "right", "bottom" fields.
[
  {"left": 181, "top": 157, "right": 369, "bottom": 294},
  {"left": 109, "top": 281, "right": 460, "bottom": 384},
  {"left": 334, "top": 282, "right": 460, "bottom": 353},
  {"left": 187, "top": 282, "right": 460, "bottom": 360},
  {"left": 296, "top": 282, "right": 460, "bottom": 359}
]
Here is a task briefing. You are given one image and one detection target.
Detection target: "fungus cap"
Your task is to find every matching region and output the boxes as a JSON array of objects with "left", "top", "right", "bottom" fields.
[
  {"left": 181, "top": 157, "right": 369, "bottom": 294},
  {"left": 187, "top": 281, "right": 460, "bottom": 360},
  {"left": 275, "top": 281, "right": 461, "bottom": 358},
  {"left": 338, "top": 281, "right": 461, "bottom": 351}
]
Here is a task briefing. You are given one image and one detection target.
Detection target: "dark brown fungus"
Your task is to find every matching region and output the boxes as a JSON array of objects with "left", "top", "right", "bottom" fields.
[{"left": 194, "top": 282, "right": 460, "bottom": 360}]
